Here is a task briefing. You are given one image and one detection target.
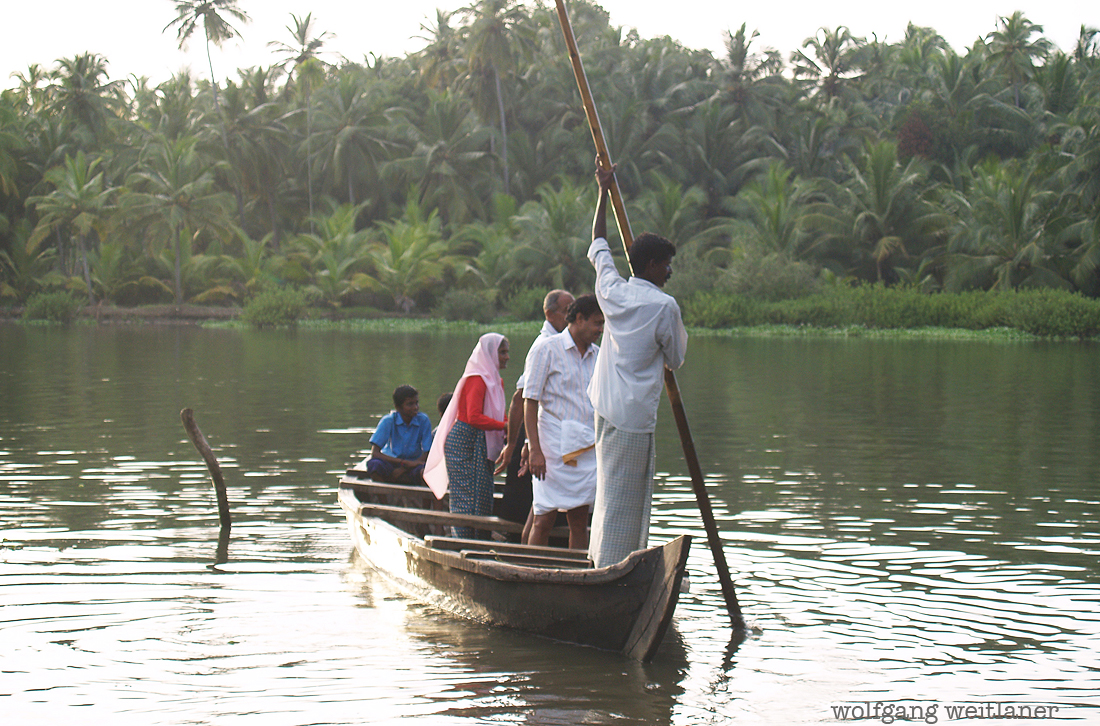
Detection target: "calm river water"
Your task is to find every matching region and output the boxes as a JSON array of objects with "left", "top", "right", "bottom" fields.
[{"left": 1, "top": 324, "right": 1097, "bottom": 725}]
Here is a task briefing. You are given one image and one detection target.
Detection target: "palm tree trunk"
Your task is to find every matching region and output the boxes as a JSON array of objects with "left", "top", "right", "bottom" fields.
[
  {"left": 56, "top": 229, "right": 68, "bottom": 276},
  {"left": 77, "top": 234, "right": 95, "bottom": 305},
  {"left": 174, "top": 225, "right": 183, "bottom": 307},
  {"left": 306, "top": 97, "right": 315, "bottom": 234},
  {"left": 494, "top": 66, "right": 509, "bottom": 196},
  {"left": 205, "top": 35, "right": 221, "bottom": 114},
  {"left": 205, "top": 30, "right": 246, "bottom": 229},
  {"left": 267, "top": 195, "right": 280, "bottom": 251}
]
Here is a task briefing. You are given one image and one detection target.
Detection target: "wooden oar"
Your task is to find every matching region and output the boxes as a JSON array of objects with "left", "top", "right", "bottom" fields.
[{"left": 552, "top": 0, "right": 744, "bottom": 629}]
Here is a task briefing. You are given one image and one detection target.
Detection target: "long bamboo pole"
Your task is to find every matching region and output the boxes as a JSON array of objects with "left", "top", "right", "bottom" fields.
[{"left": 553, "top": 0, "right": 744, "bottom": 628}]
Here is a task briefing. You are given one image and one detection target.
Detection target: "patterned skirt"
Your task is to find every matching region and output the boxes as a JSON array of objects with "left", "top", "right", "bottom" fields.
[
  {"left": 444, "top": 420, "right": 494, "bottom": 539},
  {"left": 588, "top": 414, "right": 656, "bottom": 568}
]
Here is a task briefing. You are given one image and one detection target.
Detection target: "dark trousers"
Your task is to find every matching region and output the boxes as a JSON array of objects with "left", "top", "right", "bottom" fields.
[
  {"left": 365, "top": 457, "right": 426, "bottom": 486},
  {"left": 498, "top": 426, "right": 533, "bottom": 542}
]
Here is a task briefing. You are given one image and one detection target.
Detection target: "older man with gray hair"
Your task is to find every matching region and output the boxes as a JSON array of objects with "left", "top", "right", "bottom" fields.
[{"left": 497, "top": 289, "right": 575, "bottom": 538}]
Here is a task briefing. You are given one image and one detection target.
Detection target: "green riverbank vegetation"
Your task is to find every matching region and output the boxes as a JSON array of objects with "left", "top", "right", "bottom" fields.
[{"left": 3, "top": 3, "right": 1100, "bottom": 338}]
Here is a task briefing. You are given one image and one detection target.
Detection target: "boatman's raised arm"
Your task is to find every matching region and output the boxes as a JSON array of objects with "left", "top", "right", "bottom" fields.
[{"left": 586, "top": 162, "right": 687, "bottom": 568}]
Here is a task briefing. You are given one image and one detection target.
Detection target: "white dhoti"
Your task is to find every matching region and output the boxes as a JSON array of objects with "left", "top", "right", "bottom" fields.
[{"left": 532, "top": 416, "right": 597, "bottom": 515}]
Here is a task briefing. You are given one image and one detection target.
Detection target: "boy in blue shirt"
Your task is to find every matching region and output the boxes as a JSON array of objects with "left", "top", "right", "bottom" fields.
[{"left": 366, "top": 385, "right": 433, "bottom": 485}]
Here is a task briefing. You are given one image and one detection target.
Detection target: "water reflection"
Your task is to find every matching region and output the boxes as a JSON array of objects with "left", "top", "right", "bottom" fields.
[
  {"left": 2, "top": 326, "right": 1099, "bottom": 724},
  {"left": 346, "top": 553, "right": 690, "bottom": 725}
]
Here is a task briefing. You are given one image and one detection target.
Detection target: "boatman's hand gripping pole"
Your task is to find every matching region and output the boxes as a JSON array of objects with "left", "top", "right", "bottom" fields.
[{"left": 553, "top": 0, "right": 745, "bottom": 629}]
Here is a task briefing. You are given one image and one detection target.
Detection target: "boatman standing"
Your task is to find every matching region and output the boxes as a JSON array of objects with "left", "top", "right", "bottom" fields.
[{"left": 587, "top": 163, "right": 688, "bottom": 568}]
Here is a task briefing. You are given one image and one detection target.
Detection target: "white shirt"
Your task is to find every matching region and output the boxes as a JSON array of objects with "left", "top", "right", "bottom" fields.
[
  {"left": 515, "top": 319, "right": 559, "bottom": 392},
  {"left": 524, "top": 328, "right": 598, "bottom": 426},
  {"left": 587, "top": 237, "right": 688, "bottom": 433}
]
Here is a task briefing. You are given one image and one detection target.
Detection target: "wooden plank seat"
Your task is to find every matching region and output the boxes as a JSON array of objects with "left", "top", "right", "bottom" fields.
[
  {"left": 341, "top": 477, "right": 504, "bottom": 506},
  {"left": 425, "top": 535, "right": 589, "bottom": 560},
  {"left": 459, "top": 551, "right": 593, "bottom": 569},
  {"left": 358, "top": 502, "right": 533, "bottom": 535},
  {"left": 343, "top": 479, "right": 433, "bottom": 498}
]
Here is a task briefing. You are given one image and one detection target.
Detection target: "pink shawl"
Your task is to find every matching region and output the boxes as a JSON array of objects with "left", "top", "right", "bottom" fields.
[{"left": 423, "top": 333, "right": 507, "bottom": 499}]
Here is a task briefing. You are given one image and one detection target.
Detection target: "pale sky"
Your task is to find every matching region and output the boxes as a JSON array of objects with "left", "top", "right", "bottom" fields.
[{"left": 2, "top": 1, "right": 1096, "bottom": 89}]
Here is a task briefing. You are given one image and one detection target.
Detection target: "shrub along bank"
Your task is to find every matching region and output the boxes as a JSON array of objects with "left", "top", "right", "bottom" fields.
[
  {"left": 11, "top": 284, "right": 1100, "bottom": 340},
  {"left": 680, "top": 285, "right": 1100, "bottom": 339}
]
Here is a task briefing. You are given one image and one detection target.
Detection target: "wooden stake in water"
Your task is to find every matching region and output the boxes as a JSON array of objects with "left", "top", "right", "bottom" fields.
[{"left": 181, "top": 408, "right": 231, "bottom": 530}]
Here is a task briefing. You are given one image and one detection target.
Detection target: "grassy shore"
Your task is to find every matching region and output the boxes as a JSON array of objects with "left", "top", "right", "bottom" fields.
[{"left": 8, "top": 283, "right": 1100, "bottom": 342}]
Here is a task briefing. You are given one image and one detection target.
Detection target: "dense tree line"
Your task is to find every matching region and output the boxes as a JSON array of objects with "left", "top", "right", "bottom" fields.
[{"left": 2, "top": 1, "right": 1100, "bottom": 316}]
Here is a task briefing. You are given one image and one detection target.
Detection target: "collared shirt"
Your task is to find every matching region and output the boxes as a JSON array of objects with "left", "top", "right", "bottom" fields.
[
  {"left": 524, "top": 328, "right": 598, "bottom": 425},
  {"left": 370, "top": 411, "right": 433, "bottom": 459},
  {"left": 587, "top": 237, "right": 688, "bottom": 433},
  {"left": 515, "top": 319, "right": 559, "bottom": 392}
]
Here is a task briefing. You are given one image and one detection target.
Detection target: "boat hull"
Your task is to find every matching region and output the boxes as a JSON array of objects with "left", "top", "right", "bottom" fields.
[{"left": 338, "top": 482, "right": 689, "bottom": 660}]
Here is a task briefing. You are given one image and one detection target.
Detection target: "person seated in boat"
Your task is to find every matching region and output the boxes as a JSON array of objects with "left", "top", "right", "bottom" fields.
[
  {"left": 524, "top": 294, "right": 604, "bottom": 550},
  {"left": 433, "top": 392, "right": 452, "bottom": 437},
  {"left": 364, "top": 385, "right": 433, "bottom": 486}
]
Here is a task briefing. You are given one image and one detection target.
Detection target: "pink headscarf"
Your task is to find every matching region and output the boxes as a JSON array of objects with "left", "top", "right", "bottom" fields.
[{"left": 423, "top": 333, "right": 508, "bottom": 499}]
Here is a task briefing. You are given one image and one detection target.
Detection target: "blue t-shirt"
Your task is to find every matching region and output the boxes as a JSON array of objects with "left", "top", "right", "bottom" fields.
[{"left": 370, "top": 411, "right": 433, "bottom": 460}]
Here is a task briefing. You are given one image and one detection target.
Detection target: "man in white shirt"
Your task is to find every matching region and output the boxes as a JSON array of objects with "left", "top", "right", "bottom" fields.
[
  {"left": 587, "top": 164, "right": 688, "bottom": 568},
  {"left": 497, "top": 289, "right": 574, "bottom": 539},
  {"left": 524, "top": 294, "right": 604, "bottom": 549}
]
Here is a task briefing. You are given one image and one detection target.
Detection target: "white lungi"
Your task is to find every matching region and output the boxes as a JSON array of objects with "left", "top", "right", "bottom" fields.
[{"left": 532, "top": 416, "right": 596, "bottom": 515}]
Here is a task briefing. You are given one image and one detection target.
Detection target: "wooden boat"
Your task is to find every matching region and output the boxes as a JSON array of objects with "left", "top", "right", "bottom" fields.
[{"left": 337, "top": 464, "right": 690, "bottom": 661}]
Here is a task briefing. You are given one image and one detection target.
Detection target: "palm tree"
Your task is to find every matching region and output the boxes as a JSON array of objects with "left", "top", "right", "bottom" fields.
[
  {"left": 26, "top": 151, "right": 117, "bottom": 302},
  {"left": 44, "top": 53, "right": 125, "bottom": 146},
  {"left": 459, "top": 0, "right": 534, "bottom": 195},
  {"left": 136, "top": 71, "right": 200, "bottom": 140},
  {"left": 0, "top": 103, "right": 23, "bottom": 199},
  {"left": 791, "top": 26, "right": 866, "bottom": 101},
  {"left": 893, "top": 23, "right": 948, "bottom": 90},
  {"left": 509, "top": 177, "right": 595, "bottom": 291},
  {"left": 269, "top": 12, "right": 333, "bottom": 80},
  {"left": 217, "top": 80, "right": 291, "bottom": 246},
  {"left": 629, "top": 170, "right": 710, "bottom": 248},
  {"left": 413, "top": 10, "right": 465, "bottom": 91},
  {"left": 270, "top": 12, "right": 333, "bottom": 226},
  {"left": 9, "top": 64, "right": 49, "bottom": 112},
  {"left": 366, "top": 199, "right": 460, "bottom": 312},
  {"left": 310, "top": 74, "right": 394, "bottom": 211},
  {"left": 223, "top": 229, "right": 288, "bottom": 296},
  {"left": 122, "top": 135, "right": 235, "bottom": 304},
  {"left": 291, "top": 201, "right": 373, "bottom": 307},
  {"left": 735, "top": 161, "right": 817, "bottom": 260},
  {"left": 985, "top": 11, "right": 1053, "bottom": 107},
  {"left": 943, "top": 158, "right": 1066, "bottom": 290},
  {"left": 653, "top": 99, "right": 775, "bottom": 218},
  {"left": 1072, "top": 25, "right": 1100, "bottom": 65},
  {"left": 390, "top": 90, "right": 493, "bottom": 227},
  {"left": 717, "top": 24, "right": 786, "bottom": 127},
  {"left": 0, "top": 221, "right": 60, "bottom": 302},
  {"left": 802, "top": 140, "right": 948, "bottom": 281},
  {"left": 164, "top": 0, "right": 251, "bottom": 113},
  {"left": 1036, "top": 53, "right": 1080, "bottom": 118}
]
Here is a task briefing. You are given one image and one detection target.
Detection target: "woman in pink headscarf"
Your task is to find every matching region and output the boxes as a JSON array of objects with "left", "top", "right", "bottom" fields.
[{"left": 424, "top": 333, "right": 510, "bottom": 538}]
